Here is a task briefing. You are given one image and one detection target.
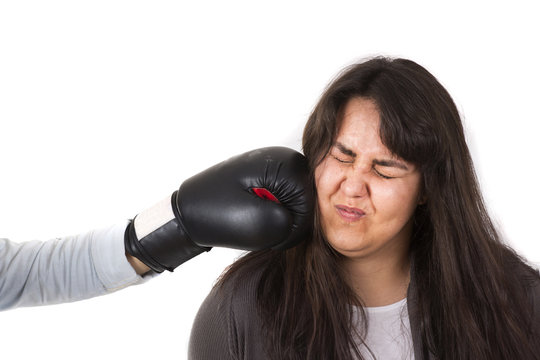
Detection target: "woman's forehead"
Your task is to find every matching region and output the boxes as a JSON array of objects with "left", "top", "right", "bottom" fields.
[{"left": 334, "top": 98, "right": 389, "bottom": 152}]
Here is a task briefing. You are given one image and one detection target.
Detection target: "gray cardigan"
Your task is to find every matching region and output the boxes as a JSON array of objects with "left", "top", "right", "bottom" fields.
[{"left": 189, "top": 259, "right": 540, "bottom": 359}]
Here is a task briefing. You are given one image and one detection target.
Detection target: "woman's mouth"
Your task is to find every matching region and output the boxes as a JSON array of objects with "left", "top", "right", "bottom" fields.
[{"left": 335, "top": 205, "right": 366, "bottom": 221}]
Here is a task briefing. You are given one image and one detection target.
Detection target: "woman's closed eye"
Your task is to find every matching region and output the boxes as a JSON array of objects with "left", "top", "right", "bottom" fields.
[
  {"left": 331, "top": 154, "right": 398, "bottom": 179},
  {"left": 330, "top": 148, "right": 407, "bottom": 179},
  {"left": 373, "top": 167, "right": 395, "bottom": 179},
  {"left": 331, "top": 154, "right": 354, "bottom": 164}
]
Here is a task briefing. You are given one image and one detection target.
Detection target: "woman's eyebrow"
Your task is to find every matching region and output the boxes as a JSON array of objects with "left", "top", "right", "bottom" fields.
[
  {"left": 373, "top": 159, "right": 409, "bottom": 171},
  {"left": 335, "top": 142, "right": 356, "bottom": 157}
]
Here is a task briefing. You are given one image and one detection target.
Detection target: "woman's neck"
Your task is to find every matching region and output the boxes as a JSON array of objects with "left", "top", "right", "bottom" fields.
[{"left": 343, "top": 252, "right": 411, "bottom": 307}]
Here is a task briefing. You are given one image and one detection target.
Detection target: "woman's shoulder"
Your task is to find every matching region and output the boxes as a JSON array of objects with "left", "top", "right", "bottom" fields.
[
  {"left": 188, "top": 252, "right": 271, "bottom": 360},
  {"left": 216, "top": 251, "right": 272, "bottom": 308},
  {"left": 215, "top": 260, "right": 266, "bottom": 314}
]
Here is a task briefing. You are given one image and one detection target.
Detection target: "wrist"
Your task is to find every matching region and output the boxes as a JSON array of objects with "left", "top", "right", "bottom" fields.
[
  {"left": 126, "top": 253, "right": 151, "bottom": 275},
  {"left": 124, "top": 192, "right": 210, "bottom": 273}
]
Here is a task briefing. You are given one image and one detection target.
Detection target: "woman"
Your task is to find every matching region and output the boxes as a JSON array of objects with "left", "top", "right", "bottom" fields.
[{"left": 189, "top": 57, "right": 540, "bottom": 359}]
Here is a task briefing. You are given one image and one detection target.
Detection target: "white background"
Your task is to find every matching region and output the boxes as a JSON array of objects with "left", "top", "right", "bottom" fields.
[{"left": 1, "top": 1, "right": 538, "bottom": 359}]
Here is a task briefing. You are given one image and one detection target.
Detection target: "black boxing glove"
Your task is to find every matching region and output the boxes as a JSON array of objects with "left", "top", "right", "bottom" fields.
[{"left": 124, "top": 146, "right": 314, "bottom": 273}]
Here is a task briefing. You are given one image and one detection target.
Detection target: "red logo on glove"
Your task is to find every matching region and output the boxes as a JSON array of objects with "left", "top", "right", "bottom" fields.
[{"left": 252, "top": 188, "right": 280, "bottom": 203}]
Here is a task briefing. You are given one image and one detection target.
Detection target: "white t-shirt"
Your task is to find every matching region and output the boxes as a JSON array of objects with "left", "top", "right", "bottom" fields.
[{"left": 353, "top": 298, "right": 415, "bottom": 360}]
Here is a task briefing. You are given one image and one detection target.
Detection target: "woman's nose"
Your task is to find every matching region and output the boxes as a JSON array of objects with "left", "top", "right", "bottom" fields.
[{"left": 340, "top": 166, "right": 369, "bottom": 198}]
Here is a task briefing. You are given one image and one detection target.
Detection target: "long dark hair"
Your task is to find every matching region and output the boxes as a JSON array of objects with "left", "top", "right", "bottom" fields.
[{"left": 218, "top": 57, "right": 540, "bottom": 359}]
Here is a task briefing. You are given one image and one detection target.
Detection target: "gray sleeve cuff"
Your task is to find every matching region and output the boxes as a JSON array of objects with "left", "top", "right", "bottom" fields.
[{"left": 91, "top": 221, "right": 157, "bottom": 292}]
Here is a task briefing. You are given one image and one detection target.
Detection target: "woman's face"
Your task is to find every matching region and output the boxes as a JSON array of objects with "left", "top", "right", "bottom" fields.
[{"left": 315, "top": 97, "right": 423, "bottom": 262}]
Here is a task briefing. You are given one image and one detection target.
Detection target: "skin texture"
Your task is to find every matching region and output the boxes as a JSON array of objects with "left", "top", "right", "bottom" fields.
[
  {"left": 315, "top": 97, "right": 424, "bottom": 306},
  {"left": 126, "top": 253, "right": 151, "bottom": 275}
]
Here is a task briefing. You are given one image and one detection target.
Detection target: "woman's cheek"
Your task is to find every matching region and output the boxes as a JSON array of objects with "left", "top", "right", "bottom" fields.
[
  {"left": 375, "top": 179, "right": 421, "bottom": 215},
  {"left": 314, "top": 159, "right": 331, "bottom": 190}
]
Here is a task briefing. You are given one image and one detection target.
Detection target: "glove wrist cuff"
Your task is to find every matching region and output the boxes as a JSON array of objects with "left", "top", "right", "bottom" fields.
[{"left": 124, "top": 192, "right": 210, "bottom": 273}]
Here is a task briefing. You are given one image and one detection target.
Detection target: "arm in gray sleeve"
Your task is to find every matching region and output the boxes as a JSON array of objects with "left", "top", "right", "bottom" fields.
[{"left": 0, "top": 222, "right": 152, "bottom": 311}]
